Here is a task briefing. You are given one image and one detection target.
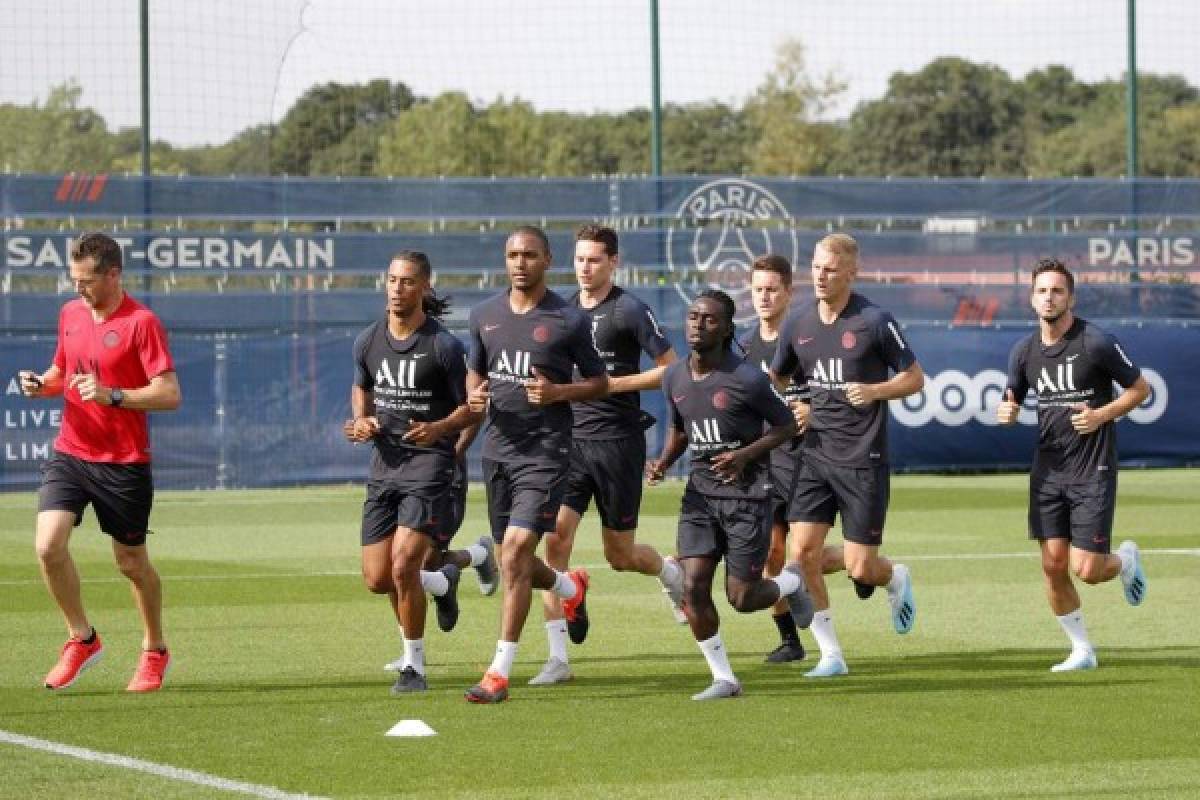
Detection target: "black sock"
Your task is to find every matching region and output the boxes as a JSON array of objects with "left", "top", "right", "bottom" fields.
[
  {"left": 80, "top": 628, "right": 97, "bottom": 645},
  {"left": 772, "top": 612, "right": 799, "bottom": 645}
]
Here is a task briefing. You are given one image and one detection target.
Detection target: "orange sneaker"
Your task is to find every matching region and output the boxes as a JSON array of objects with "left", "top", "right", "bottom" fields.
[
  {"left": 561, "top": 569, "right": 589, "bottom": 625},
  {"left": 465, "top": 670, "right": 509, "bottom": 704},
  {"left": 126, "top": 648, "right": 171, "bottom": 693},
  {"left": 44, "top": 632, "right": 104, "bottom": 690}
]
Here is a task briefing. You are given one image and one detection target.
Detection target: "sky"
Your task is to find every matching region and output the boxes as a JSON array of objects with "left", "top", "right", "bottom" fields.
[{"left": 2, "top": 0, "right": 1198, "bottom": 147}]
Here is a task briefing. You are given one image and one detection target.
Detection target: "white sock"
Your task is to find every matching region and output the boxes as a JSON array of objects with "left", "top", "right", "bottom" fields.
[
  {"left": 697, "top": 633, "right": 737, "bottom": 684},
  {"left": 488, "top": 640, "right": 519, "bottom": 678},
  {"left": 403, "top": 638, "right": 425, "bottom": 675},
  {"left": 886, "top": 564, "right": 906, "bottom": 595},
  {"left": 546, "top": 620, "right": 569, "bottom": 663},
  {"left": 420, "top": 569, "right": 448, "bottom": 597},
  {"left": 465, "top": 543, "right": 488, "bottom": 567},
  {"left": 1056, "top": 610, "right": 1093, "bottom": 653},
  {"left": 770, "top": 570, "right": 801, "bottom": 598},
  {"left": 552, "top": 571, "right": 578, "bottom": 600},
  {"left": 810, "top": 610, "right": 843, "bottom": 660},
  {"left": 658, "top": 557, "right": 681, "bottom": 585}
]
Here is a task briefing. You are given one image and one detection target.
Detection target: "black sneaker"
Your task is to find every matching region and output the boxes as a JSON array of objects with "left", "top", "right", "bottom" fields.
[
  {"left": 851, "top": 576, "right": 876, "bottom": 600},
  {"left": 434, "top": 564, "right": 461, "bottom": 632},
  {"left": 390, "top": 666, "right": 428, "bottom": 694},
  {"left": 563, "top": 569, "right": 590, "bottom": 645},
  {"left": 765, "top": 641, "right": 806, "bottom": 663}
]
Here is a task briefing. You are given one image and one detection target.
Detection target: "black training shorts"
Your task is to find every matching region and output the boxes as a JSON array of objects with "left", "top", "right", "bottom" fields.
[
  {"left": 676, "top": 486, "right": 771, "bottom": 581},
  {"left": 786, "top": 458, "right": 889, "bottom": 546},
  {"left": 482, "top": 457, "right": 567, "bottom": 540},
  {"left": 38, "top": 451, "right": 154, "bottom": 546},
  {"left": 1028, "top": 475, "right": 1117, "bottom": 554},
  {"left": 561, "top": 435, "right": 646, "bottom": 531}
]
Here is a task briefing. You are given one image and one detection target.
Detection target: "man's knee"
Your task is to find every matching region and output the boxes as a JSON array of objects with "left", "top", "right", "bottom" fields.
[
  {"left": 603, "top": 538, "right": 637, "bottom": 572},
  {"left": 113, "top": 546, "right": 152, "bottom": 581}
]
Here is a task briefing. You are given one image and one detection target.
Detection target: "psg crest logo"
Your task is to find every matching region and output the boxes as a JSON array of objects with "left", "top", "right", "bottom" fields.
[
  {"left": 532, "top": 324, "right": 550, "bottom": 343},
  {"left": 711, "top": 389, "right": 730, "bottom": 410},
  {"left": 666, "top": 178, "right": 799, "bottom": 324}
]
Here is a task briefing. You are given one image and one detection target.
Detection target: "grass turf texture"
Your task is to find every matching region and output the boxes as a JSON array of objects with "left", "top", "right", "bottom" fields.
[{"left": 0, "top": 471, "right": 1197, "bottom": 799}]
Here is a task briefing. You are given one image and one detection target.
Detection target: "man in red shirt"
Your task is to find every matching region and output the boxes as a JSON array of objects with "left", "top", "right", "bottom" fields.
[{"left": 19, "top": 232, "right": 182, "bottom": 692}]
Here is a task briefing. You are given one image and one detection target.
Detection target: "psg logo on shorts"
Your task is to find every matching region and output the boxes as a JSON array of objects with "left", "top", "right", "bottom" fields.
[
  {"left": 842, "top": 331, "right": 857, "bottom": 350},
  {"left": 666, "top": 178, "right": 799, "bottom": 325},
  {"left": 711, "top": 389, "right": 730, "bottom": 410},
  {"left": 533, "top": 324, "right": 550, "bottom": 343},
  {"left": 102, "top": 331, "right": 121, "bottom": 348}
]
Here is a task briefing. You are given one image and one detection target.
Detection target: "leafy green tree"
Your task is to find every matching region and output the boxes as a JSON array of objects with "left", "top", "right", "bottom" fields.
[
  {"left": 0, "top": 83, "right": 114, "bottom": 172},
  {"left": 831, "top": 57, "right": 1026, "bottom": 177},
  {"left": 270, "top": 79, "right": 415, "bottom": 175},
  {"left": 744, "top": 39, "right": 846, "bottom": 175}
]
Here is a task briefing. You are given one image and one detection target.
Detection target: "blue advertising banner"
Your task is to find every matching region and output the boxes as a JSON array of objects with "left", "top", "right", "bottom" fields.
[{"left": 2, "top": 320, "right": 1195, "bottom": 490}]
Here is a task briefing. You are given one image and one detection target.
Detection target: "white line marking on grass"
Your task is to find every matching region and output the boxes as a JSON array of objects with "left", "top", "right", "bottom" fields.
[
  {"left": 0, "top": 729, "right": 328, "bottom": 800},
  {"left": 0, "top": 549, "right": 1194, "bottom": 587}
]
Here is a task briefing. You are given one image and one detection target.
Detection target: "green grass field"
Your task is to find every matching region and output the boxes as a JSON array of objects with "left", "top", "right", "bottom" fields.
[{"left": 1, "top": 472, "right": 1197, "bottom": 800}]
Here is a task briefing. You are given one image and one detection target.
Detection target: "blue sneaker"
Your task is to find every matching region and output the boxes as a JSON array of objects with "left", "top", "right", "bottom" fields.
[
  {"left": 889, "top": 564, "right": 915, "bottom": 634},
  {"left": 1118, "top": 540, "right": 1147, "bottom": 607},
  {"left": 804, "top": 655, "right": 849, "bottom": 678}
]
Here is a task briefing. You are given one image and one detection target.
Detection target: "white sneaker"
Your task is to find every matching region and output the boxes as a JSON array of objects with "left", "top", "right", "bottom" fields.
[
  {"left": 660, "top": 556, "right": 687, "bottom": 624},
  {"left": 888, "top": 563, "right": 915, "bottom": 635},
  {"left": 1051, "top": 649, "right": 1098, "bottom": 672},
  {"left": 804, "top": 655, "right": 849, "bottom": 678},
  {"left": 527, "top": 657, "right": 573, "bottom": 686},
  {"left": 691, "top": 679, "right": 742, "bottom": 700},
  {"left": 1117, "top": 540, "right": 1147, "bottom": 607}
]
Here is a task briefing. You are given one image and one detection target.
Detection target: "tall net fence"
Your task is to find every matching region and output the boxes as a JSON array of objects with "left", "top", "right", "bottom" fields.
[{"left": 2, "top": 1, "right": 1199, "bottom": 177}]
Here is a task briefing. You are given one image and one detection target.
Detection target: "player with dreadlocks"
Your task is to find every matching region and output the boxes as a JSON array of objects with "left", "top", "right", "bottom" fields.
[
  {"left": 646, "top": 289, "right": 814, "bottom": 700},
  {"left": 345, "top": 250, "right": 497, "bottom": 694}
]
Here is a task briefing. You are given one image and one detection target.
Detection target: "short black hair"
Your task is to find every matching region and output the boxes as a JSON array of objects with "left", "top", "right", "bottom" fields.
[
  {"left": 752, "top": 254, "right": 792, "bottom": 288},
  {"left": 509, "top": 225, "right": 550, "bottom": 254},
  {"left": 1031, "top": 257, "right": 1075, "bottom": 293},
  {"left": 70, "top": 232, "right": 122, "bottom": 274},
  {"left": 576, "top": 224, "right": 618, "bottom": 256}
]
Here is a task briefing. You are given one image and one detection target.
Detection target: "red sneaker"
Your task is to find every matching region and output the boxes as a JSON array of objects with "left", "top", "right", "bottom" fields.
[
  {"left": 465, "top": 670, "right": 509, "bottom": 704},
  {"left": 44, "top": 632, "right": 104, "bottom": 690},
  {"left": 126, "top": 648, "right": 171, "bottom": 693},
  {"left": 560, "top": 569, "right": 589, "bottom": 624}
]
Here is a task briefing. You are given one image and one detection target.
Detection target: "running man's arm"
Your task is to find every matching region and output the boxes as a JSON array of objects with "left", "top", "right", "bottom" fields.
[
  {"left": 607, "top": 350, "right": 677, "bottom": 394},
  {"left": 845, "top": 361, "right": 925, "bottom": 407},
  {"left": 1071, "top": 375, "right": 1150, "bottom": 435},
  {"left": 646, "top": 426, "right": 689, "bottom": 484},
  {"left": 69, "top": 370, "right": 182, "bottom": 411},
  {"left": 18, "top": 365, "right": 64, "bottom": 398}
]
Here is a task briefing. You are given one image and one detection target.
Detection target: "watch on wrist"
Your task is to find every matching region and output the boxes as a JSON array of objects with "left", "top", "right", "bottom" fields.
[{"left": 110, "top": 388, "right": 125, "bottom": 407}]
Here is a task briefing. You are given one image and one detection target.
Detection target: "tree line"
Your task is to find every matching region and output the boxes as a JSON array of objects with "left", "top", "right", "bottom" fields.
[{"left": 3, "top": 41, "right": 1198, "bottom": 178}]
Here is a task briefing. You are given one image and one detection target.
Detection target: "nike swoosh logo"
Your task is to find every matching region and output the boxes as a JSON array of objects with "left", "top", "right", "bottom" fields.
[
  {"left": 797, "top": 337, "right": 814, "bottom": 345},
  {"left": 413, "top": 353, "right": 428, "bottom": 359},
  {"left": 1066, "top": 355, "right": 1079, "bottom": 362},
  {"left": 673, "top": 395, "right": 686, "bottom": 403},
  {"left": 483, "top": 324, "right": 501, "bottom": 332},
  {"left": 593, "top": 314, "right": 607, "bottom": 320}
]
